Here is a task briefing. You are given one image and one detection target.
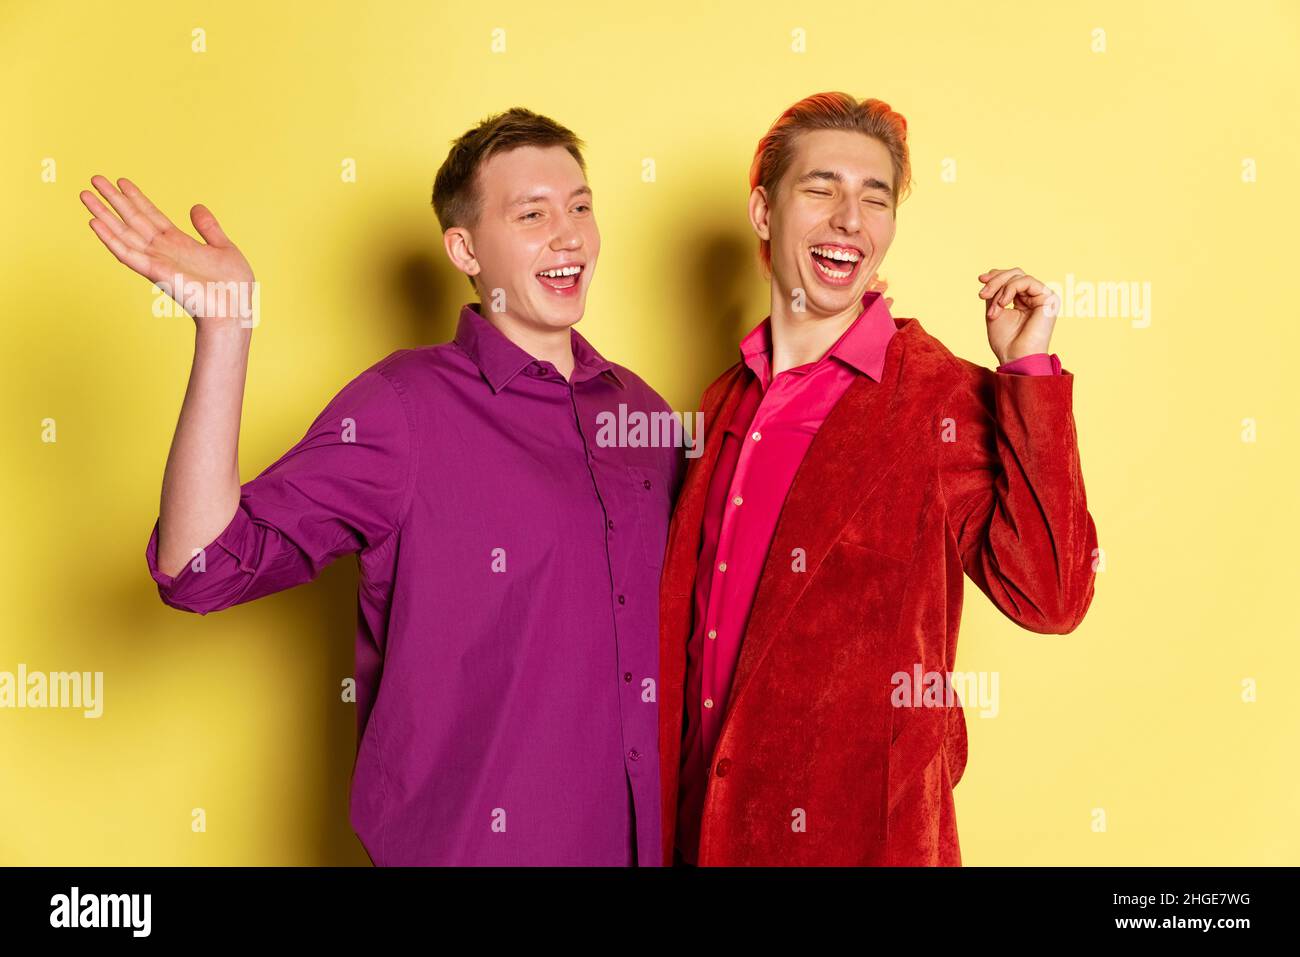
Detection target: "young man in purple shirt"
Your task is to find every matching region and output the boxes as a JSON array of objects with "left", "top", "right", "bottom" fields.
[{"left": 80, "top": 108, "right": 684, "bottom": 866}]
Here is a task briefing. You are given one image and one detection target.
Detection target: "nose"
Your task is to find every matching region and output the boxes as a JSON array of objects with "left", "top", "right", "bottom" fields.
[
  {"left": 828, "top": 194, "right": 861, "bottom": 235},
  {"left": 550, "top": 219, "right": 583, "bottom": 252}
]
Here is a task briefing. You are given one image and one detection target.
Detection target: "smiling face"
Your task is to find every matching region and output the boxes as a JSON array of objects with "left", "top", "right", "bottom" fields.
[
  {"left": 444, "top": 144, "right": 598, "bottom": 333},
  {"left": 750, "top": 128, "right": 897, "bottom": 320}
]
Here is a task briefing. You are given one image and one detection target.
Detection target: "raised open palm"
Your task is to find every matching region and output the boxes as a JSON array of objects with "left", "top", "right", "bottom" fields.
[{"left": 80, "top": 176, "right": 255, "bottom": 325}]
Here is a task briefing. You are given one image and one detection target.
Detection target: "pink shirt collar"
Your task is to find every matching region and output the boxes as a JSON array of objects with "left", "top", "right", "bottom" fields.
[{"left": 738, "top": 290, "right": 897, "bottom": 389}]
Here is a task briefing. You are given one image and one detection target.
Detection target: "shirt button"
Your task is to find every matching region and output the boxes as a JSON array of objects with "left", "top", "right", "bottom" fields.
[
  {"left": 751, "top": 431, "right": 762, "bottom": 441},
  {"left": 607, "top": 519, "right": 615, "bottom": 530},
  {"left": 628, "top": 749, "right": 640, "bottom": 761},
  {"left": 643, "top": 479, "right": 652, "bottom": 489},
  {"left": 718, "top": 561, "right": 727, "bottom": 572},
  {"left": 715, "top": 758, "right": 732, "bottom": 777},
  {"left": 732, "top": 496, "right": 743, "bottom": 506},
  {"left": 617, "top": 594, "right": 626, "bottom": 605},
  {"left": 624, "top": 672, "right": 633, "bottom": 682},
  {"left": 707, "top": 628, "right": 717, "bottom": 640},
  {"left": 704, "top": 698, "right": 714, "bottom": 709}
]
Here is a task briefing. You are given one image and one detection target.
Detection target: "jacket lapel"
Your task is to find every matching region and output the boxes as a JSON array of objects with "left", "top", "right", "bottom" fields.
[
  {"left": 661, "top": 364, "right": 748, "bottom": 597},
  {"left": 721, "top": 317, "right": 933, "bottom": 723},
  {"left": 658, "top": 362, "right": 749, "bottom": 863}
]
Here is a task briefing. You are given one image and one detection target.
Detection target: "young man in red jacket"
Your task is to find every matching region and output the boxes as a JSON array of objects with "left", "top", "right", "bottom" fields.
[{"left": 660, "top": 92, "right": 1100, "bottom": 866}]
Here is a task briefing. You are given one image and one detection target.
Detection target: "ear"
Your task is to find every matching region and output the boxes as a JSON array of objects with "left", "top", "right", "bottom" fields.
[
  {"left": 443, "top": 226, "right": 480, "bottom": 280},
  {"left": 747, "top": 185, "right": 771, "bottom": 242}
]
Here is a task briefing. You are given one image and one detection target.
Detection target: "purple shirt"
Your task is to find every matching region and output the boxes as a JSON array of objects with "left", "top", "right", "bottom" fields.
[{"left": 145, "top": 303, "right": 684, "bottom": 866}]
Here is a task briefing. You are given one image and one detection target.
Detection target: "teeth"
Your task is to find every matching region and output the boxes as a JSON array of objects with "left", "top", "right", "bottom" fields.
[
  {"left": 810, "top": 245, "right": 861, "bottom": 263},
  {"left": 539, "top": 265, "right": 582, "bottom": 278},
  {"left": 813, "top": 258, "right": 851, "bottom": 279}
]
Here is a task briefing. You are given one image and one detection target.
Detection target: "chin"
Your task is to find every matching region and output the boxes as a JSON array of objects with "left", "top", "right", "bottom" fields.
[
  {"left": 532, "top": 298, "right": 586, "bottom": 329},
  {"left": 787, "top": 270, "right": 863, "bottom": 317}
]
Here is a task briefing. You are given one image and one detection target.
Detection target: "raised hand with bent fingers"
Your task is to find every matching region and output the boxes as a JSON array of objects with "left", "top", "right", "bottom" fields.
[{"left": 977, "top": 266, "right": 1061, "bottom": 365}]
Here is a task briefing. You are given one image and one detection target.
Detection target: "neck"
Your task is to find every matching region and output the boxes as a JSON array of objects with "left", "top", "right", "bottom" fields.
[
  {"left": 768, "top": 287, "right": 863, "bottom": 376},
  {"left": 481, "top": 306, "right": 576, "bottom": 379}
]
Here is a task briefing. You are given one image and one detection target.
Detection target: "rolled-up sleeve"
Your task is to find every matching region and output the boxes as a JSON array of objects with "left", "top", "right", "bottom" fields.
[{"left": 145, "top": 363, "right": 416, "bottom": 614}]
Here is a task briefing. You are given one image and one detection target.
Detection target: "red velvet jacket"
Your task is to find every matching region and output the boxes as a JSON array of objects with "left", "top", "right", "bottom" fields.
[{"left": 658, "top": 314, "right": 1099, "bottom": 866}]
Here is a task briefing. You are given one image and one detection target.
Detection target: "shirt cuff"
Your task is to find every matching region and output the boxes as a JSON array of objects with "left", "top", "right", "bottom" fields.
[{"left": 996, "top": 353, "right": 1062, "bottom": 376}]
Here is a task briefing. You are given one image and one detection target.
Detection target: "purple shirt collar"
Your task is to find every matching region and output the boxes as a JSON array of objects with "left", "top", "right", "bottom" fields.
[{"left": 453, "top": 302, "right": 626, "bottom": 393}]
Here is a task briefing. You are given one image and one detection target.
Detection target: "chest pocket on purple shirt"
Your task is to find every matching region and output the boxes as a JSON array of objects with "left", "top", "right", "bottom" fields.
[{"left": 626, "top": 464, "right": 672, "bottom": 569}]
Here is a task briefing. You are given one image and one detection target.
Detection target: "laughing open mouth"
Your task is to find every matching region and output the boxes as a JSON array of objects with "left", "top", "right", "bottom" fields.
[
  {"left": 808, "top": 244, "right": 863, "bottom": 285},
  {"left": 536, "top": 263, "right": 584, "bottom": 293}
]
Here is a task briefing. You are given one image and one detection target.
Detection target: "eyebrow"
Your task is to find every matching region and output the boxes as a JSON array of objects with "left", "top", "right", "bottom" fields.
[
  {"left": 509, "top": 186, "right": 593, "bottom": 207},
  {"left": 795, "top": 169, "right": 893, "bottom": 195}
]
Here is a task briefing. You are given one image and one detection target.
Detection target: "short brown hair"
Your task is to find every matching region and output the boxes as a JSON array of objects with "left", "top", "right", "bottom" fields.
[
  {"left": 748, "top": 92, "right": 912, "bottom": 272},
  {"left": 432, "top": 107, "right": 587, "bottom": 232}
]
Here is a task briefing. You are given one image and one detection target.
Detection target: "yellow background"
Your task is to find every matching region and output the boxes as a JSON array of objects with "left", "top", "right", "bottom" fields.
[{"left": 2, "top": 0, "right": 1297, "bottom": 865}]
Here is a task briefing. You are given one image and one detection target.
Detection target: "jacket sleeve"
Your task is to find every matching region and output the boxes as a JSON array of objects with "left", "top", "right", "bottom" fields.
[
  {"left": 144, "top": 364, "right": 416, "bottom": 615},
  {"left": 937, "top": 358, "right": 1098, "bottom": 634}
]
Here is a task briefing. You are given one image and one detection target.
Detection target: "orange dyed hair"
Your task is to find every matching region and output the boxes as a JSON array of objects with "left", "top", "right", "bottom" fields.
[{"left": 748, "top": 92, "right": 912, "bottom": 273}]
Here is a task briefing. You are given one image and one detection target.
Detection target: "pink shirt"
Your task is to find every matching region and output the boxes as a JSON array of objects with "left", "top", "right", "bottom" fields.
[{"left": 674, "top": 290, "right": 1060, "bottom": 863}]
